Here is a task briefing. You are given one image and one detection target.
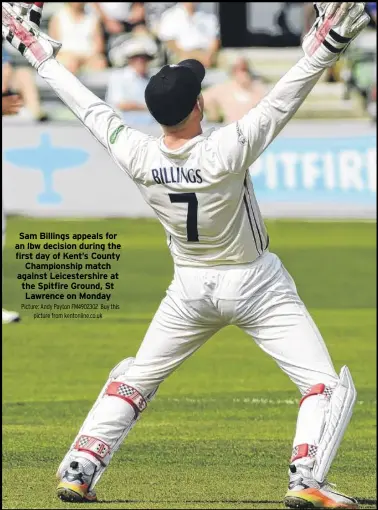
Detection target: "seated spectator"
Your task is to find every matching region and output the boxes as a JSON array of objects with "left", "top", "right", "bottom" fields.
[
  {"left": 90, "top": 2, "right": 148, "bottom": 66},
  {"left": 143, "top": 2, "right": 177, "bottom": 36},
  {"left": 106, "top": 37, "right": 157, "bottom": 126},
  {"left": 203, "top": 58, "right": 267, "bottom": 123},
  {"left": 2, "top": 92, "right": 23, "bottom": 116},
  {"left": 158, "top": 2, "right": 220, "bottom": 68},
  {"left": 48, "top": 2, "right": 107, "bottom": 74},
  {"left": 91, "top": 2, "right": 146, "bottom": 35},
  {"left": 2, "top": 45, "right": 48, "bottom": 121}
]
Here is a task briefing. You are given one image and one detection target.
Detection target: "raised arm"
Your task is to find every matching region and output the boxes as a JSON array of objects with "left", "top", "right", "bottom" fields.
[
  {"left": 39, "top": 59, "right": 149, "bottom": 180},
  {"left": 2, "top": 2, "right": 150, "bottom": 180},
  {"left": 213, "top": 2, "right": 369, "bottom": 173},
  {"left": 238, "top": 56, "right": 324, "bottom": 161},
  {"left": 38, "top": 59, "right": 120, "bottom": 150}
]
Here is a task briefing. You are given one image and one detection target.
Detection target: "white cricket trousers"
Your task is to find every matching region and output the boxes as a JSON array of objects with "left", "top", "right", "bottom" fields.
[{"left": 126, "top": 251, "right": 339, "bottom": 397}]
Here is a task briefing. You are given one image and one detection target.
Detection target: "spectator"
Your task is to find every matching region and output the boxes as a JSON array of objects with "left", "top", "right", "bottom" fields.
[
  {"left": 2, "top": 45, "right": 47, "bottom": 121},
  {"left": 48, "top": 2, "right": 107, "bottom": 74},
  {"left": 141, "top": 2, "right": 178, "bottom": 66},
  {"left": 203, "top": 58, "right": 267, "bottom": 123},
  {"left": 158, "top": 2, "right": 220, "bottom": 68},
  {"left": 2, "top": 93, "right": 23, "bottom": 116},
  {"left": 143, "top": 2, "right": 177, "bottom": 36},
  {"left": 106, "top": 37, "right": 157, "bottom": 126},
  {"left": 91, "top": 3, "right": 146, "bottom": 34},
  {"left": 90, "top": 2, "right": 148, "bottom": 66}
]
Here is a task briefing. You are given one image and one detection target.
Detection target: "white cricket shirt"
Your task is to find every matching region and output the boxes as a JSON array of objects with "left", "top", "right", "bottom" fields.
[{"left": 39, "top": 57, "right": 324, "bottom": 267}]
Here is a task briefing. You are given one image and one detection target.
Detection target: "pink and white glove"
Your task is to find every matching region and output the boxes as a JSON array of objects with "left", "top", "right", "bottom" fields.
[
  {"left": 10, "top": 2, "right": 44, "bottom": 28},
  {"left": 302, "top": 2, "right": 370, "bottom": 68},
  {"left": 2, "top": 2, "right": 61, "bottom": 69}
]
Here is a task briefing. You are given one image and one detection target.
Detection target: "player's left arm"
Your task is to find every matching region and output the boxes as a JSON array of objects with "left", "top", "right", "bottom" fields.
[
  {"left": 240, "top": 2, "right": 368, "bottom": 163},
  {"left": 238, "top": 55, "right": 325, "bottom": 160},
  {"left": 213, "top": 2, "right": 369, "bottom": 173}
]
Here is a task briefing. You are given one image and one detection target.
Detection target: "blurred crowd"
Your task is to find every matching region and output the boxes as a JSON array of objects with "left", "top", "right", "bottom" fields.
[{"left": 2, "top": 2, "right": 377, "bottom": 123}]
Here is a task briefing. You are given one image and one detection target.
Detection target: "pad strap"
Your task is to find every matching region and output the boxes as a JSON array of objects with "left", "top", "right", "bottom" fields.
[
  {"left": 106, "top": 381, "right": 147, "bottom": 415},
  {"left": 291, "top": 443, "right": 318, "bottom": 462},
  {"left": 74, "top": 435, "right": 110, "bottom": 464},
  {"left": 299, "top": 383, "right": 333, "bottom": 407}
]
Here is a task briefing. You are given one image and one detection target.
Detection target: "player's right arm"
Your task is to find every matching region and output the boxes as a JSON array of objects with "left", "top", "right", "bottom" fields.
[
  {"left": 213, "top": 3, "right": 369, "bottom": 173},
  {"left": 37, "top": 59, "right": 149, "bottom": 181},
  {"left": 213, "top": 56, "right": 324, "bottom": 173}
]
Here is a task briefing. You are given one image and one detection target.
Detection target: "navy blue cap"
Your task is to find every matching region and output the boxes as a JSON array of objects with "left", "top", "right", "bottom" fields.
[{"left": 145, "top": 59, "right": 205, "bottom": 126}]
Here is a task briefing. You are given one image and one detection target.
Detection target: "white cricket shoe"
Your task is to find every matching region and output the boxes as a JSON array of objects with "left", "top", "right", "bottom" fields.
[
  {"left": 2, "top": 309, "right": 20, "bottom": 324},
  {"left": 284, "top": 463, "right": 358, "bottom": 509},
  {"left": 57, "top": 459, "right": 97, "bottom": 503}
]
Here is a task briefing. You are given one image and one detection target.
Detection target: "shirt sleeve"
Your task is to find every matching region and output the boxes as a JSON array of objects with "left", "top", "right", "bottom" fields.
[
  {"left": 211, "top": 56, "right": 325, "bottom": 174},
  {"left": 38, "top": 59, "right": 150, "bottom": 182}
]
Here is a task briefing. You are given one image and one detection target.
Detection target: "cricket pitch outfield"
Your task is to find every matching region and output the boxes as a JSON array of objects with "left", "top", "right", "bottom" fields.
[{"left": 2, "top": 217, "right": 376, "bottom": 509}]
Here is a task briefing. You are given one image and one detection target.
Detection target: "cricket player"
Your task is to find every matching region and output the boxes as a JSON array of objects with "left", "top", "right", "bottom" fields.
[{"left": 2, "top": 2, "right": 369, "bottom": 508}]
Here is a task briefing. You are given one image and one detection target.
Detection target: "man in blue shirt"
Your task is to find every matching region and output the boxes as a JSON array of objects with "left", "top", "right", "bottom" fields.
[{"left": 106, "top": 37, "right": 157, "bottom": 126}]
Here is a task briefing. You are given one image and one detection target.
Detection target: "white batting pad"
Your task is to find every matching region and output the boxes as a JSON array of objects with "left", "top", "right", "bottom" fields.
[
  {"left": 313, "top": 365, "right": 357, "bottom": 483},
  {"left": 56, "top": 357, "right": 158, "bottom": 491}
]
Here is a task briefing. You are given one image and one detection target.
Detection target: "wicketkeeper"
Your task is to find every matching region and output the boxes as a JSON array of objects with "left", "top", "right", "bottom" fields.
[{"left": 2, "top": 2, "right": 369, "bottom": 508}]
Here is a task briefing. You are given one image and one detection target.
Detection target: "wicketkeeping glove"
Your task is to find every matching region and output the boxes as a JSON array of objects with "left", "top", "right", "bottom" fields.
[
  {"left": 303, "top": 2, "right": 370, "bottom": 68},
  {"left": 9, "top": 2, "right": 44, "bottom": 28},
  {"left": 2, "top": 2, "right": 61, "bottom": 70}
]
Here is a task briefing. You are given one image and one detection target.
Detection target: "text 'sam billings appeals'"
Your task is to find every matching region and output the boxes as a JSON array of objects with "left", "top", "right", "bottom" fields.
[{"left": 15, "top": 231, "right": 122, "bottom": 306}]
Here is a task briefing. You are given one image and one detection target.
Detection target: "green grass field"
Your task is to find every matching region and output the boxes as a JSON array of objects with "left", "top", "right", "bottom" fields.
[{"left": 2, "top": 217, "right": 376, "bottom": 510}]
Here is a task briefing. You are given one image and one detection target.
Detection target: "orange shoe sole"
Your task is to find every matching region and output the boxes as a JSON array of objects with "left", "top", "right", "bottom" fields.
[
  {"left": 57, "top": 482, "right": 97, "bottom": 503},
  {"left": 284, "top": 488, "right": 358, "bottom": 509}
]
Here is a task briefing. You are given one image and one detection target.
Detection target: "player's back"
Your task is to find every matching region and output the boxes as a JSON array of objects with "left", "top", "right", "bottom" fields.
[{"left": 131, "top": 127, "right": 269, "bottom": 267}]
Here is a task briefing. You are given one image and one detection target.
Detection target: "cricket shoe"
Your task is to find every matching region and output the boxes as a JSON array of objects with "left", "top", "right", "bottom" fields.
[
  {"left": 57, "top": 460, "right": 98, "bottom": 503},
  {"left": 284, "top": 464, "right": 358, "bottom": 509},
  {"left": 2, "top": 309, "right": 20, "bottom": 324}
]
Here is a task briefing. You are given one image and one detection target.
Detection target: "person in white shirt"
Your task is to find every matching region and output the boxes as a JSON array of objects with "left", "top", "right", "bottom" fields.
[
  {"left": 2, "top": 3, "right": 369, "bottom": 508},
  {"left": 91, "top": 2, "right": 146, "bottom": 35},
  {"left": 143, "top": 2, "right": 177, "bottom": 36},
  {"left": 158, "top": 2, "right": 220, "bottom": 68},
  {"left": 48, "top": 2, "right": 107, "bottom": 74},
  {"left": 106, "top": 37, "right": 157, "bottom": 126}
]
